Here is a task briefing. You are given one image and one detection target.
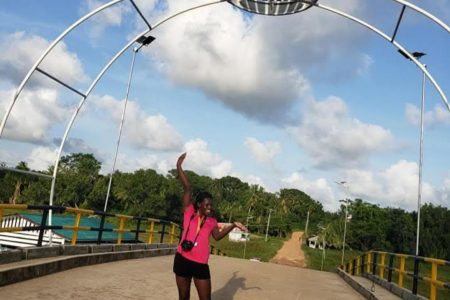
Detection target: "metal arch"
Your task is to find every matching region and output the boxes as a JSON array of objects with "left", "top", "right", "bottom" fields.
[
  {"left": 392, "top": 0, "right": 450, "bottom": 34},
  {"left": 0, "top": 0, "right": 126, "bottom": 138},
  {"left": 0, "top": 0, "right": 447, "bottom": 232},
  {"left": 47, "top": 0, "right": 226, "bottom": 223},
  {"left": 313, "top": 2, "right": 450, "bottom": 113}
]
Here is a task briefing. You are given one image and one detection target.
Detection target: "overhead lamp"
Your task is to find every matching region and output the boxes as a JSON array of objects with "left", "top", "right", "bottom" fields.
[
  {"left": 136, "top": 35, "right": 155, "bottom": 46},
  {"left": 227, "top": 0, "right": 317, "bottom": 16}
]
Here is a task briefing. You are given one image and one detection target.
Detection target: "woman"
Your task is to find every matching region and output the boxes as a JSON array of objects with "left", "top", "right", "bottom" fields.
[{"left": 173, "top": 153, "right": 247, "bottom": 300}]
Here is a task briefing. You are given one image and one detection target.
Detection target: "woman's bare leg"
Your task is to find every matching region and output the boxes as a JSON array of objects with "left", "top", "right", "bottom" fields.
[
  {"left": 193, "top": 278, "right": 211, "bottom": 300},
  {"left": 176, "top": 275, "right": 192, "bottom": 300}
]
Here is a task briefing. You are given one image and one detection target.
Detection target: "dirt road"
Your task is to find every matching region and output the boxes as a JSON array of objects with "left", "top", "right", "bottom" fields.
[{"left": 270, "top": 231, "right": 305, "bottom": 267}]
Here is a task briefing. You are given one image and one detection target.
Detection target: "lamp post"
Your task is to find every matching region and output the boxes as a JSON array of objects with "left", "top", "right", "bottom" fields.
[
  {"left": 265, "top": 209, "right": 272, "bottom": 242},
  {"left": 336, "top": 181, "right": 349, "bottom": 265},
  {"left": 318, "top": 225, "right": 327, "bottom": 271},
  {"left": 243, "top": 207, "right": 253, "bottom": 259},
  {"left": 398, "top": 49, "right": 426, "bottom": 256}
]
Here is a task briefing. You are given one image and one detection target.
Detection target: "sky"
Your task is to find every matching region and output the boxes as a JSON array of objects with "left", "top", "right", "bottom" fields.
[{"left": 0, "top": 0, "right": 449, "bottom": 211}]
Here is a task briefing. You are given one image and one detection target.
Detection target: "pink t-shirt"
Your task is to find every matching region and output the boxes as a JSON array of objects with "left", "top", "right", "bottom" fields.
[{"left": 177, "top": 204, "right": 218, "bottom": 264}]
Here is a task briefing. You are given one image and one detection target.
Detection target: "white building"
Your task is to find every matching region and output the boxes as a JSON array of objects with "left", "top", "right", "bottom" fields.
[{"left": 218, "top": 223, "right": 249, "bottom": 242}]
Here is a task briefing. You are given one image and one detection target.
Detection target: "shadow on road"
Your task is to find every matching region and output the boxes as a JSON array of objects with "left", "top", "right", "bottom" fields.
[{"left": 212, "top": 271, "right": 261, "bottom": 299}]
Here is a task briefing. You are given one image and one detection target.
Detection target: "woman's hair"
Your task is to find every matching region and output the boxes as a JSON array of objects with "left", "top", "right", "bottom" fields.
[{"left": 194, "top": 191, "right": 213, "bottom": 210}]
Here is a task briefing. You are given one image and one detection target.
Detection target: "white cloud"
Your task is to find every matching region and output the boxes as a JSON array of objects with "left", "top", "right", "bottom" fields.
[
  {"left": 149, "top": 2, "right": 309, "bottom": 123},
  {"left": 142, "top": 0, "right": 370, "bottom": 124},
  {"left": 0, "top": 149, "right": 23, "bottom": 167},
  {"left": 0, "top": 32, "right": 88, "bottom": 86},
  {"left": 288, "top": 96, "right": 394, "bottom": 169},
  {"left": 436, "top": 176, "right": 450, "bottom": 207},
  {"left": 94, "top": 94, "right": 183, "bottom": 151},
  {"left": 244, "top": 137, "right": 281, "bottom": 165},
  {"left": 0, "top": 88, "right": 70, "bottom": 143},
  {"left": 343, "top": 160, "right": 438, "bottom": 210},
  {"left": 183, "top": 139, "right": 233, "bottom": 178},
  {"left": 231, "top": 172, "right": 267, "bottom": 189},
  {"left": 405, "top": 103, "right": 450, "bottom": 127},
  {"left": 27, "top": 146, "right": 58, "bottom": 171},
  {"left": 356, "top": 54, "right": 374, "bottom": 76},
  {"left": 102, "top": 152, "right": 171, "bottom": 175},
  {"left": 0, "top": 32, "right": 89, "bottom": 144},
  {"left": 281, "top": 172, "right": 336, "bottom": 211},
  {"left": 81, "top": 0, "right": 131, "bottom": 42}
]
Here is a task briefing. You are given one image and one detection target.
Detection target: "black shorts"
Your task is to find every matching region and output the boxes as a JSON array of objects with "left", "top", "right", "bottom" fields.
[{"left": 173, "top": 252, "right": 211, "bottom": 280}]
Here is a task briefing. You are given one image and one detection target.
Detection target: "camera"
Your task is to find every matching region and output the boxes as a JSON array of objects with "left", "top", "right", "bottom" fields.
[{"left": 181, "top": 240, "right": 194, "bottom": 252}]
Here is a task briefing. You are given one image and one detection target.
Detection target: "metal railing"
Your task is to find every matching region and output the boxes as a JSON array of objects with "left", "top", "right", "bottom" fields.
[
  {"left": 0, "top": 204, "right": 180, "bottom": 247},
  {"left": 342, "top": 251, "right": 450, "bottom": 300}
]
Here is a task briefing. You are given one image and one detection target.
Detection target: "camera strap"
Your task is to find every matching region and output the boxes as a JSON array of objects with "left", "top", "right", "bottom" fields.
[{"left": 181, "top": 213, "right": 207, "bottom": 245}]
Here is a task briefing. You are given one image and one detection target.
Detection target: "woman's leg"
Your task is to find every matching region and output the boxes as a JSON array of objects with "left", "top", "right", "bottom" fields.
[
  {"left": 176, "top": 275, "right": 192, "bottom": 300},
  {"left": 193, "top": 278, "right": 211, "bottom": 300}
]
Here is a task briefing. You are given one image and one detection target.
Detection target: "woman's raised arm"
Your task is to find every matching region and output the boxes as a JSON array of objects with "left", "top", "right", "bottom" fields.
[{"left": 177, "top": 152, "right": 191, "bottom": 209}]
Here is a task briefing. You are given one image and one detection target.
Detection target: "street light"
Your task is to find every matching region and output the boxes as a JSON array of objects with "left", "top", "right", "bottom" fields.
[
  {"left": 398, "top": 49, "right": 427, "bottom": 256},
  {"left": 335, "top": 181, "right": 350, "bottom": 265}
]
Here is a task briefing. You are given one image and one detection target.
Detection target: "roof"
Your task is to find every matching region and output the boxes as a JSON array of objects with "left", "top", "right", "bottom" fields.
[
  {"left": 308, "top": 236, "right": 319, "bottom": 242},
  {"left": 20, "top": 213, "right": 135, "bottom": 241}
]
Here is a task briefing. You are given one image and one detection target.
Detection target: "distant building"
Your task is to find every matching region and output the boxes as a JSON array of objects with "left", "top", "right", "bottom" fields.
[
  {"left": 307, "top": 236, "right": 325, "bottom": 249},
  {"left": 218, "top": 223, "right": 249, "bottom": 242}
]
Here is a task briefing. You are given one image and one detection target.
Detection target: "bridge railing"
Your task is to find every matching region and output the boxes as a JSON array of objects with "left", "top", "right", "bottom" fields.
[
  {"left": 342, "top": 250, "right": 450, "bottom": 300},
  {"left": 0, "top": 204, "right": 181, "bottom": 247}
]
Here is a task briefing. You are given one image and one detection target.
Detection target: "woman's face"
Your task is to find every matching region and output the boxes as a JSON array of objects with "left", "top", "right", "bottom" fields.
[{"left": 198, "top": 198, "right": 213, "bottom": 216}]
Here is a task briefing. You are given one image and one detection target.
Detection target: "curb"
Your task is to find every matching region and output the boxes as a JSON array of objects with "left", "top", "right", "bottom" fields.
[
  {"left": 0, "top": 246, "right": 176, "bottom": 286},
  {"left": 337, "top": 268, "right": 379, "bottom": 300}
]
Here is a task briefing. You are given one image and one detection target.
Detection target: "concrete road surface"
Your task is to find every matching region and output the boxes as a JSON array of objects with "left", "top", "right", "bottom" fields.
[{"left": 0, "top": 255, "right": 364, "bottom": 300}]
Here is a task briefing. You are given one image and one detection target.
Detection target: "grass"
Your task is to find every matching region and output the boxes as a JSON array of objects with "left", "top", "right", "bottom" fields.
[
  {"left": 210, "top": 233, "right": 286, "bottom": 262},
  {"left": 302, "top": 244, "right": 362, "bottom": 272}
]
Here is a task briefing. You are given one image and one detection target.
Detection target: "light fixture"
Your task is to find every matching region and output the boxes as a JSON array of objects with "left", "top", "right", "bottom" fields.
[
  {"left": 228, "top": 0, "right": 317, "bottom": 16},
  {"left": 136, "top": 35, "right": 155, "bottom": 46}
]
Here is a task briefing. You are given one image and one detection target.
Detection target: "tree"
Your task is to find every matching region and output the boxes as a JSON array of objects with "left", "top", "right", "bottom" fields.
[{"left": 53, "top": 153, "right": 102, "bottom": 207}]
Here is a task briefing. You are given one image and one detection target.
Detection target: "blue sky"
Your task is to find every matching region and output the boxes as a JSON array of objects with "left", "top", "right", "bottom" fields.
[{"left": 0, "top": 0, "right": 449, "bottom": 211}]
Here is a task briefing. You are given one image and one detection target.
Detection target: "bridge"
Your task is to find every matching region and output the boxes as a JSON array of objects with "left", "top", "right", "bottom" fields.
[
  {"left": 0, "top": 248, "right": 399, "bottom": 300},
  {"left": 1, "top": 204, "right": 448, "bottom": 299},
  {"left": 1, "top": 0, "right": 449, "bottom": 299}
]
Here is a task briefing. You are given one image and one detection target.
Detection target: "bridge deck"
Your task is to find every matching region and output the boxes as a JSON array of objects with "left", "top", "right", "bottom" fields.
[{"left": 0, "top": 255, "right": 366, "bottom": 299}]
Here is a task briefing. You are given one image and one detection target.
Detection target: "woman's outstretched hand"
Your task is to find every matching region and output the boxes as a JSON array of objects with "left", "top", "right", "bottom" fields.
[
  {"left": 233, "top": 222, "right": 248, "bottom": 232},
  {"left": 177, "top": 152, "right": 186, "bottom": 168}
]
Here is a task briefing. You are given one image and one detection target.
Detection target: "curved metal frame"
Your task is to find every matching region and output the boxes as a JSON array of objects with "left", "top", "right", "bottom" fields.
[{"left": 0, "top": 0, "right": 448, "bottom": 230}]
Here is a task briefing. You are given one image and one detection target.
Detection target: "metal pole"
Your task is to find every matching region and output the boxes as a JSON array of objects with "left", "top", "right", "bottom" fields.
[
  {"left": 335, "top": 181, "right": 349, "bottom": 265},
  {"left": 342, "top": 199, "right": 348, "bottom": 265},
  {"left": 243, "top": 207, "right": 251, "bottom": 259},
  {"left": 265, "top": 209, "right": 272, "bottom": 242},
  {"left": 104, "top": 48, "right": 138, "bottom": 212},
  {"left": 415, "top": 65, "right": 426, "bottom": 256},
  {"left": 320, "top": 228, "right": 326, "bottom": 271},
  {"left": 304, "top": 210, "right": 310, "bottom": 238}
]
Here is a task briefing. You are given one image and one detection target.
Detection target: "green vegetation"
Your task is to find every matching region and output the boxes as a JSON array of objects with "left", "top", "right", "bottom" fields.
[
  {"left": 210, "top": 234, "right": 285, "bottom": 262},
  {"left": 302, "top": 244, "right": 362, "bottom": 272},
  {"left": 1, "top": 153, "right": 449, "bottom": 262}
]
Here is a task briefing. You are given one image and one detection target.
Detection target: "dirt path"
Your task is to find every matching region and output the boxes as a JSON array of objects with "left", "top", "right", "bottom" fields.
[{"left": 269, "top": 231, "right": 305, "bottom": 267}]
